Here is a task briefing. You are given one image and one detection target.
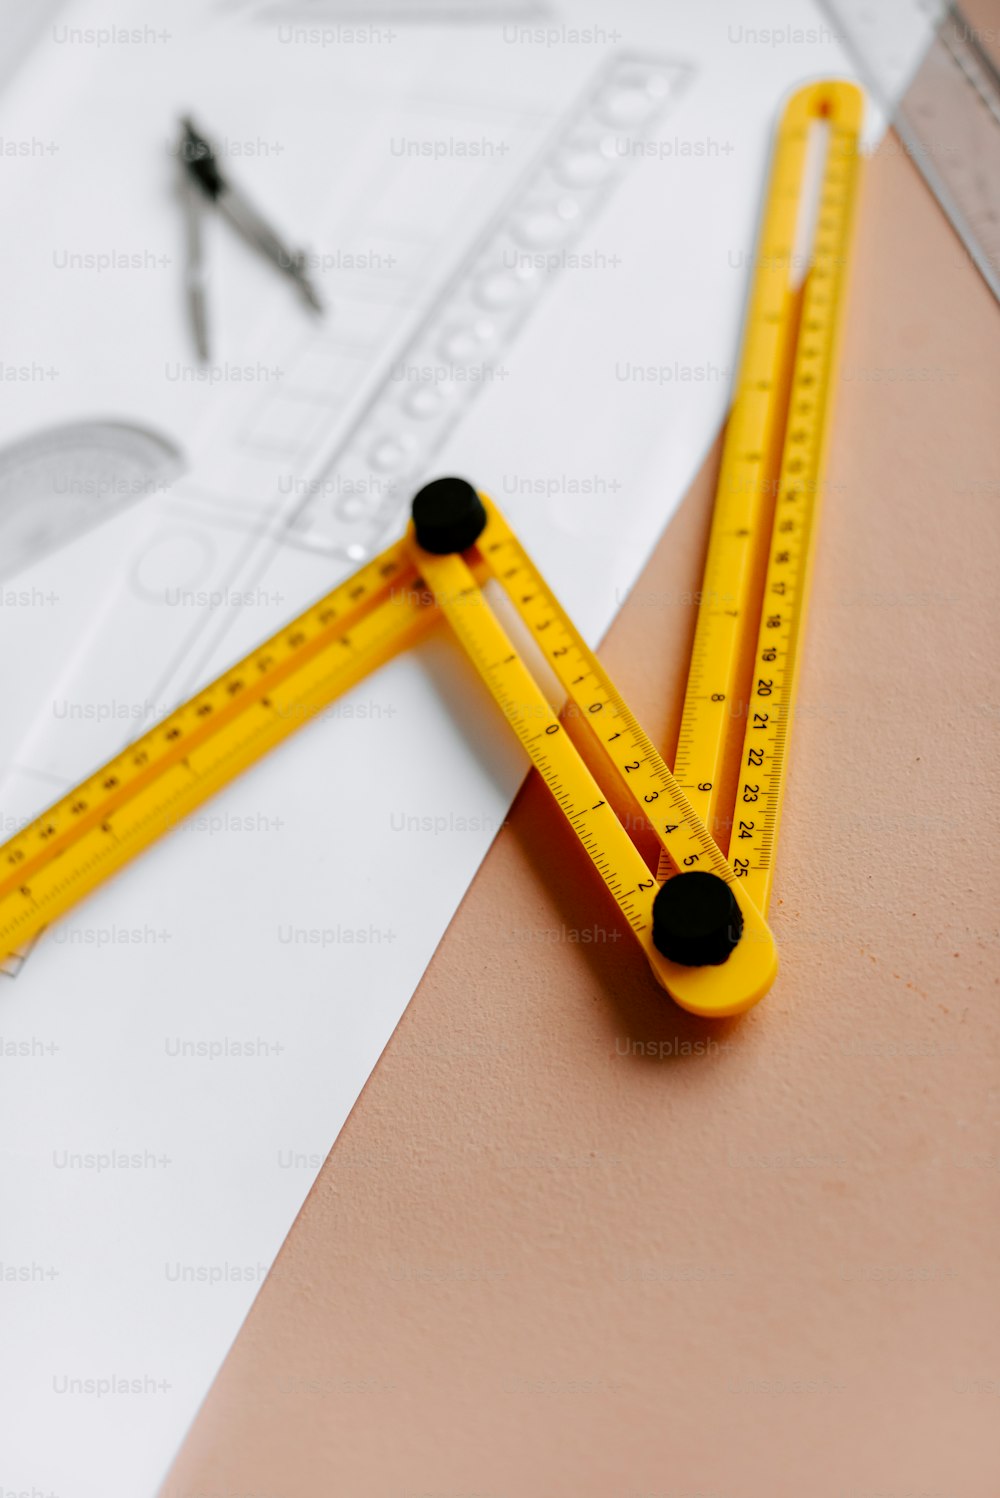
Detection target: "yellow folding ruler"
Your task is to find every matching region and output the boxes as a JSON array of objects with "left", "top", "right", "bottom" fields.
[{"left": 0, "top": 81, "right": 863, "bottom": 1019}]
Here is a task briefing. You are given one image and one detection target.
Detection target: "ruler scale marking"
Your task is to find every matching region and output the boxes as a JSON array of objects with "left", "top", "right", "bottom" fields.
[
  {"left": 0, "top": 545, "right": 448, "bottom": 951},
  {"left": 658, "top": 83, "right": 863, "bottom": 912},
  {"left": 737, "top": 89, "right": 863, "bottom": 910}
]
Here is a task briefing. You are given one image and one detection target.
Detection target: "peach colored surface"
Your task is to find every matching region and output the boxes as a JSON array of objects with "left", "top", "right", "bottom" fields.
[{"left": 163, "top": 128, "right": 1000, "bottom": 1495}]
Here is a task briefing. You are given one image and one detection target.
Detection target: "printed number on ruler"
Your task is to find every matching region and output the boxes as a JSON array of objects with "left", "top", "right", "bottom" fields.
[{"left": 665, "top": 81, "right": 863, "bottom": 916}]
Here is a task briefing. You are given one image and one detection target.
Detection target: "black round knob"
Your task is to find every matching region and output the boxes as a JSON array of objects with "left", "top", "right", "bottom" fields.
[
  {"left": 412, "top": 477, "right": 487, "bottom": 555},
  {"left": 651, "top": 871, "right": 743, "bottom": 966}
]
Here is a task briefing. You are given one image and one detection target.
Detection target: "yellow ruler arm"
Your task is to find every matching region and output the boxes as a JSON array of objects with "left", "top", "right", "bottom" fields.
[
  {"left": 735, "top": 83, "right": 863, "bottom": 913},
  {"left": 662, "top": 80, "right": 864, "bottom": 911},
  {"left": 409, "top": 481, "right": 777, "bottom": 1018},
  {"left": 0, "top": 541, "right": 439, "bottom": 964}
]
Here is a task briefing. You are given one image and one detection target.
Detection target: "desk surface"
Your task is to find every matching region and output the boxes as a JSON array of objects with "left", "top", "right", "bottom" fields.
[{"left": 165, "top": 106, "right": 1000, "bottom": 1498}]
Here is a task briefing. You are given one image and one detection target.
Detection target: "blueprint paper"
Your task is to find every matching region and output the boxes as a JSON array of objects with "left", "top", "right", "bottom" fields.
[{"left": 0, "top": 1, "right": 888, "bottom": 1492}]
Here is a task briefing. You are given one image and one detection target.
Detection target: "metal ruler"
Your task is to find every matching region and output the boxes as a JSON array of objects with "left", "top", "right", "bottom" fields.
[{"left": 823, "top": 0, "right": 1000, "bottom": 302}]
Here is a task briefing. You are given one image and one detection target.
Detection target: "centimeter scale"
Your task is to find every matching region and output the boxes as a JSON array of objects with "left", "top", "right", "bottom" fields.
[{"left": 0, "top": 81, "right": 864, "bottom": 1020}]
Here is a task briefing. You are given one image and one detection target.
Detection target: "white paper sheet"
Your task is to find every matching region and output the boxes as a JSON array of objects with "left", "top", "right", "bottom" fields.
[{"left": 0, "top": 2, "right": 887, "bottom": 1491}]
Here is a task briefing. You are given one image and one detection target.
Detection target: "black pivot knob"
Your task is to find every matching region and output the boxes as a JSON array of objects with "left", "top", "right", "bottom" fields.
[
  {"left": 412, "top": 477, "right": 488, "bottom": 554},
  {"left": 652, "top": 870, "right": 743, "bottom": 966}
]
